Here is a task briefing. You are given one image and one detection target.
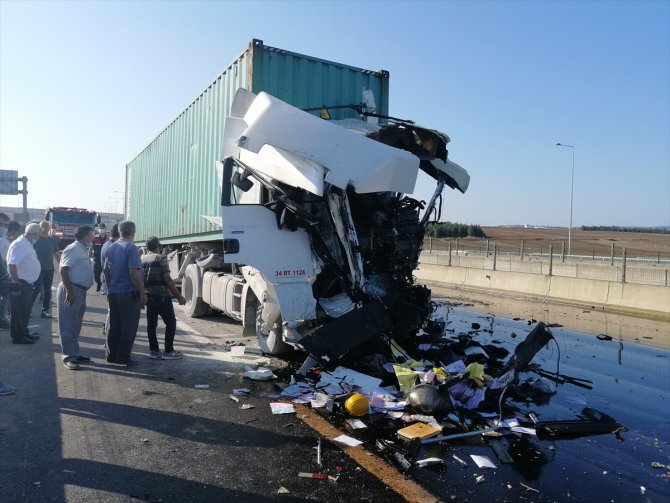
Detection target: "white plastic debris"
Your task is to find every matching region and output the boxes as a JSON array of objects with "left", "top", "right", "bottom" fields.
[
  {"left": 316, "top": 366, "right": 381, "bottom": 395},
  {"left": 470, "top": 454, "right": 497, "bottom": 469},
  {"left": 243, "top": 366, "right": 277, "bottom": 380},
  {"left": 416, "top": 457, "right": 444, "bottom": 468},
  {"left": 332, "top": 434, "right": 363, "bottom": 447},
  {"left": 270, "top": 403, "right": 295, "bottom": 414}
]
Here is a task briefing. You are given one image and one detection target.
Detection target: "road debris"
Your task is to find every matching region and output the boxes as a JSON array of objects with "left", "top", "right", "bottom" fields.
[
  {"left": 520, "top": 482, "right": 540, "bottom": 493},
  {"left": 270, "top": 403, "right": 295, "bottom": 414},
  {"left": 415, "top": 457, "right": 444, "bottom": 468},
  {"left": 253, "top": 307, "right": 630, "bottom": 495},
  {"left": 244, "top": 366, "right": 277, "bottom": 380}
]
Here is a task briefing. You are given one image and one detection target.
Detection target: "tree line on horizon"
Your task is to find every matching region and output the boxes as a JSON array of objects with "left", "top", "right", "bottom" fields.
[
  {"left": 425, "top": 222, "right": 486, "bottom": 238},
  {"left": 580, "top": 225, "right": 670, "bottom": 234}
]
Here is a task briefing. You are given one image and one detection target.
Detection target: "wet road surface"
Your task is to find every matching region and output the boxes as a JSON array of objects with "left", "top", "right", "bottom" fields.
[{"left": 401, "top": 300, "right": 670, "bottom": 502}]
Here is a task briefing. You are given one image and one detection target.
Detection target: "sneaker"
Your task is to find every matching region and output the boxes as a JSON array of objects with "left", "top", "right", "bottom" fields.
[
  {"left": 63, "top": 360, "right": 80, "bottom": 370},
  {"left": 41, "top": 311, "right": 52, "bottom": 319},
  {"left": 148, "top": 350, "right": 163, "bottom": 359},
  {"left": 75, "top": 355, "right": 92, "bottom": 363},
  {"left": 162, "top": 351, "right": 184, "bottom": 360},
  {"left": 0, "top": 383, "right": 16, "bottom": 396}
]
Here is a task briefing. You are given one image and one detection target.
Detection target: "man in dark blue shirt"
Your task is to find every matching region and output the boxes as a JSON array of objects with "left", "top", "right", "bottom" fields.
[{"left": 103, "top": 220, "right": 147, "bottom": 365}]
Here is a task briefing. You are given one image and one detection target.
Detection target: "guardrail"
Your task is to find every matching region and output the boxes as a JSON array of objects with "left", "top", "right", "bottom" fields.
[{"left": 420, "top": 243, "right": 670, "bottom": 287}]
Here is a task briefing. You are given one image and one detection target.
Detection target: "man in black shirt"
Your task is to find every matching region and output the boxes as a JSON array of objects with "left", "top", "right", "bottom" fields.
[{"left": 32, "top": 221, "right": 61, "bottom": 318}]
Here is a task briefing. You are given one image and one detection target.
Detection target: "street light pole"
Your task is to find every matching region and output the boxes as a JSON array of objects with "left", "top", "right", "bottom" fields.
[{"left": 556, "top": 143, "right": 575, "bottom": 256}]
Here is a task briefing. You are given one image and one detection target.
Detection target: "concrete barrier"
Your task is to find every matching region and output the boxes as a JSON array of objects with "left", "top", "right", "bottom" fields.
[
  {"left": 606, "top": 282, "right": 670, "bottom": 317},
  {"left": 547, "top": 276, "right": 610, "bottom": 307},
  {"left": 415, "top": 263, "right": 466, "bottom": 286},
  {"left": 415, "top": 263, "right": 670, "bottom": 320}
]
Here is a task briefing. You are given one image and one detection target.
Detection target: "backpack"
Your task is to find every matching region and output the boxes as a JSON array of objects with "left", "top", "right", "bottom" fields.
[{"left": 143, "top": 255, "right": 164, "bottom": 287}]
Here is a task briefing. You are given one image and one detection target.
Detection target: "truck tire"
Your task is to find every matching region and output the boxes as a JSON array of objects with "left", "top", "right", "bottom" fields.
[
  {"left": 182, "top": 264, "right": 208, "bottom": 318},
  {"left": 256, "top": 303, "right": 291, "bottom": 356}
]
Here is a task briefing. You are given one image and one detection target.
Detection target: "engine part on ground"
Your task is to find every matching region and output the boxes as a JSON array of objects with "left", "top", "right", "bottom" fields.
[
  {"left": 497, "top": 322, "right": 554, "bottom": 377},
  {"left": 535, "top": 407, "right": 625, "bottom": 440},
  {"left": 406, "top": 383, "right": 452, "bottom": 416},
  {"left": 299, "top": 299, "right": 391, "bottom": 367}
]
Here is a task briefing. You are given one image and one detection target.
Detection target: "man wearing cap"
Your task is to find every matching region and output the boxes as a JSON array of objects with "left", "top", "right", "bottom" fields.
[
  {"left": 57, "top": 226, "right": 96, "bottom": 370},
  {"left": 7, "top": 223, "right": 43, "bottom": 344}
]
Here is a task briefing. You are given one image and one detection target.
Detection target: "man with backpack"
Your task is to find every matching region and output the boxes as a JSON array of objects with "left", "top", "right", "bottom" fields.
[{"left": 141, "top": 236, "right": 186, "bottom": 360}]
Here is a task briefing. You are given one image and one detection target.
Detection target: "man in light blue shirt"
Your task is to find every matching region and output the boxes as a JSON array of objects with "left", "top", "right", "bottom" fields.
[
  {"left": 103, "top": 220, "right": 147, "bottom": 365},
  {"left": 57, "top": 226, "right": 95, "bottom": 370}
]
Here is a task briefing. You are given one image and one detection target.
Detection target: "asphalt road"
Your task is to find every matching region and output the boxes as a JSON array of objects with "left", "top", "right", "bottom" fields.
[
  {"left": 2, "top": 276, "right": 668, "bottom": 503},
  {"left": 0, "top": 278, "right": 410, "bottom": 503}
]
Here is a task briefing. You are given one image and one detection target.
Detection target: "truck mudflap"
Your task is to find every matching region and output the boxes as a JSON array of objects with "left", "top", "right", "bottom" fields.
[{"left": 297, "top": 299, "right": 392, "bottom": 366}]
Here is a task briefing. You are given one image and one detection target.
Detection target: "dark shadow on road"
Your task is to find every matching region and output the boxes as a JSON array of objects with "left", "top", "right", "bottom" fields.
[
  {"left": 20, "top": 457, "right": 314, "bottom": 503},
  {"left": 59, "top": 397, "right": 316, "bottom": 448}
]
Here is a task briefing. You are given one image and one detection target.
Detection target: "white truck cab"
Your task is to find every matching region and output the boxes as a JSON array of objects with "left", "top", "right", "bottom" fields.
[{"left": 193, "top": 89, "right": 469, "bottom": 368}]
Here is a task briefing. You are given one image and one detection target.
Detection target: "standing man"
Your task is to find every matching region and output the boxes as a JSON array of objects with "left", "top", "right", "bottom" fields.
[
  {"left": 92, "top": 228, "right": 106, "bottom": 292},
  {"left": 0, "top": 213, "right": 11, "bottom": 329},
  {"left": 7, "top": 223, "right": 43, "bottom": 344},
  {"left": 100, "top": 223, "right": 119, "bottom": 336},
  {"left": 1, "top": 220, "right": 22, "bottom": 327},
  {"left": 141, "top": 236, "right": 186, "bottom": 359},
  {"left": 57, "top": 226, "right": 95, "bottom": 370},
  {"left": 103, "top": 220, "right": 147, "bottom": 365},
  {"left": 32, "top": 220, "right": 60, "bottom": 318},
  {"left": 0, "top": 213, "right": 13, "bottom": 394}
]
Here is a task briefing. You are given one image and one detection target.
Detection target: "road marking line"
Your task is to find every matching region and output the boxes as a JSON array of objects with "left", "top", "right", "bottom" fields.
[{"left": 295, "top": 404, "right": 442, "bottom": 503}]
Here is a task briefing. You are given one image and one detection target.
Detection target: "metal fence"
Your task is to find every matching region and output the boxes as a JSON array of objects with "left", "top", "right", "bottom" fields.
[{"left": 421, "top": 239, "right": 670, "bottom": 287}]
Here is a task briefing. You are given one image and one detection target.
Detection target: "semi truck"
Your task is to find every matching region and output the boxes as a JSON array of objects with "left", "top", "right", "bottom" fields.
[
  {"left": 125, "top": 40, "right": 469, "bottom": 368},
  {"left": 45, "top": 206, "right": 99, "bottom": 249}
]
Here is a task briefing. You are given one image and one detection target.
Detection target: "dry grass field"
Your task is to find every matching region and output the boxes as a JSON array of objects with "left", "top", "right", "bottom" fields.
[{"left": 426, "top": 227, "right": 670, "bottom": 260}]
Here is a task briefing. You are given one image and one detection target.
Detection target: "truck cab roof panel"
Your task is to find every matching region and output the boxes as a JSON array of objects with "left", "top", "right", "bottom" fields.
[{"left": 226, "top": 90, "right": 420, "bottom": 194}]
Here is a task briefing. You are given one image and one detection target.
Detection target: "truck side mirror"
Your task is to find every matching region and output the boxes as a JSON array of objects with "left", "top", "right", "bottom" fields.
[{"left": 232, "top": 170, "right": 254, "bottom": 192}]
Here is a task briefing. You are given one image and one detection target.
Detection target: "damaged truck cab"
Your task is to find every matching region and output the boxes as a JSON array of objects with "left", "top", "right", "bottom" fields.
[
  {"left": 126, "top": 41, "right": 469, "bottom": 369},
  {"left": 216, "top": 89, "right": 469, "bottom": 366}
]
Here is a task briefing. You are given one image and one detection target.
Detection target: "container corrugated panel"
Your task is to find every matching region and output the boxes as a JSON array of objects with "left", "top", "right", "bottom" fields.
[{"left": 126, "top": 39, "right": 389, "bottom": 243}]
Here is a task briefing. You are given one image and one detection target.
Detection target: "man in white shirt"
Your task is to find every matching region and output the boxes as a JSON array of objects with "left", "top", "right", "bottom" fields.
[
  {"left": 7, "top": 223, "right": 42, "bottom": 344},
  {"left": 57, "top": 226, "right": 95, "bottom": 370},
  {"left": 0, "top": 212, "right": 11, "bottom": 329}
]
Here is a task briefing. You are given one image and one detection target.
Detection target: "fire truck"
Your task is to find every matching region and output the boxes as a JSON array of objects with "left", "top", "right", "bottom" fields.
[{"left": 45, "top": 207, "right": 100, "bottom": 249}]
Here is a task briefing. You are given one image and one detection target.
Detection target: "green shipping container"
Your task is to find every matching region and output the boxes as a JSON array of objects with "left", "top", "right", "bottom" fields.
[{"left": 126, "top": 39, "right": 390, "bottom": 243}]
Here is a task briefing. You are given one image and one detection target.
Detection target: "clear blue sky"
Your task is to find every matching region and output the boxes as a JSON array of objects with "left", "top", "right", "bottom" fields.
[{"left": 1, "top": 0, "right": 668, "bottom": 227}]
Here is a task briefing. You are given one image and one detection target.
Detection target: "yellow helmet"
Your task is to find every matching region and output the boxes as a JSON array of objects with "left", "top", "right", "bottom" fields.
[{"left": 344, "top": 393, "right": 369, "bottom": 416}]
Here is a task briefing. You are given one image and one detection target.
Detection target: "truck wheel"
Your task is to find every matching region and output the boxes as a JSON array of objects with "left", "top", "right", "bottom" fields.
[
  {"left": 256, "top": 303, "right": 291, "bottom": 356},
  {"left": 182, "top": 264, "right": 208, "bottom": 318}
]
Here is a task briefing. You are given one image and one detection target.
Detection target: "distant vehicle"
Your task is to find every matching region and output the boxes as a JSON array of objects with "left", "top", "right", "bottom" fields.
[{"left": 45, "top": 207, "right": 99, "bottom": 249}]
